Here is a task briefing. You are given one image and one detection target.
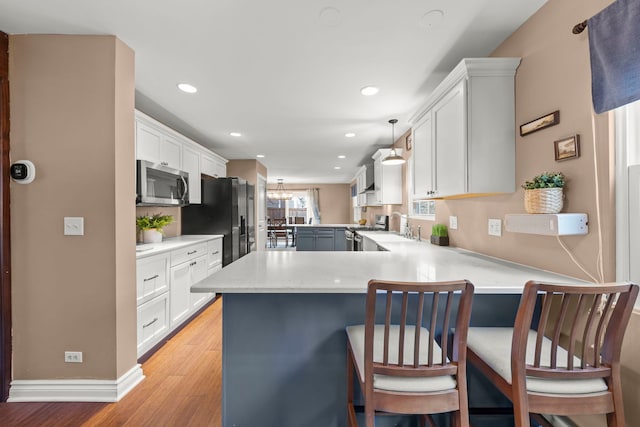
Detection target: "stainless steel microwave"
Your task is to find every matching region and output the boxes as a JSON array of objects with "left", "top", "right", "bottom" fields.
[{"left": 136, "top": 160, "right": 189, "bottom": 206}]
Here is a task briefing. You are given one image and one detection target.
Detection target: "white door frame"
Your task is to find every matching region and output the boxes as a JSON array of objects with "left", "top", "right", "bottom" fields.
[{"left": 257, "top": 173, "right": 267, "bottom": 250}]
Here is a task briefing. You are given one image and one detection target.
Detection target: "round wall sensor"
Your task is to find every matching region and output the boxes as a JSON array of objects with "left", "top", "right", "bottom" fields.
[{"left": 10, "top": 160, "right": 36, "bottom": 184}]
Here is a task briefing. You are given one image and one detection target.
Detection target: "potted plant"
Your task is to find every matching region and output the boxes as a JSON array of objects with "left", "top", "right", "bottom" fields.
[
  {"left": 136, "top": 213, "right": 174, "bottom": 243},
  {"left": 521, "top": 172, "right": 565, "bottom": 214},
  {"left": 430, "top": 223, "right": 449, "bottom": 246}
]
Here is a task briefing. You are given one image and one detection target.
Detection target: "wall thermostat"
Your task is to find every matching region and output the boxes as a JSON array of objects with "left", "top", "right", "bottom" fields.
[{"left": 10, "top": 160, "right": 36, "bottom": 184}]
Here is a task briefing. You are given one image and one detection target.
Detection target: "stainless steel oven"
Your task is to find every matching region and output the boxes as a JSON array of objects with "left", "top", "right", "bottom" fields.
[
  {"left": 354, "top": 233, "right": 363, "bottom": 251},
  {"left": 345, "top": 229, "right": 355, "bottom": 251}
]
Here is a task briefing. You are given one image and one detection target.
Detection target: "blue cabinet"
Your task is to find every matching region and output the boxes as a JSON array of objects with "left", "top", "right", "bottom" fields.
[{"left": 296, "top": 227, "right": 347, "bottom": 251}]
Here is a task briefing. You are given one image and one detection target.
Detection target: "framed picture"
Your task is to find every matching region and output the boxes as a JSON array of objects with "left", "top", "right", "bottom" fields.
[
  {"left": 520, "top": 110, "right": 560, "bottom": 136},
  {"left": 554, "top": 134, "right": 580, "bottom": 161},
  {"left": 405, "top": 134, "right": 412, "bottom": 151}
]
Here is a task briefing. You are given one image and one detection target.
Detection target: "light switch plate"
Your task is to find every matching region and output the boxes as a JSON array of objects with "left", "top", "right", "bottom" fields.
[
  {"left": 449, "top": 216, "right": 458, "bottom": 230},
  {"left": 488, "top": 218, "right": 502, "bottom": 236},
  {"left": 64, "top": 217, "right": 84, "bottom": 236}
]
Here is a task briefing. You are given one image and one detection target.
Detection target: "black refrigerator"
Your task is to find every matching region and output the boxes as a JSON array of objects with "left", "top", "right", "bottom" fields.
[{"left": 181, "top": 177, "right": 254, "bottom": 267}]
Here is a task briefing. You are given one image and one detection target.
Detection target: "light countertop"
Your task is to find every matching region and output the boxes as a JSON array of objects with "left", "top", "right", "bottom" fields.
[
  {"left": 192, "top": 234, "right": 584, "bottom": 294},
  {"left": 136, "top": 234, "right": 223, "bottom": 259}
]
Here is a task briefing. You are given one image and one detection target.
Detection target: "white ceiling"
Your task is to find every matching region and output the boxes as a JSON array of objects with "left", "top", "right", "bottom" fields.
[{"left": 0, "top": 0, "right": 546, "bottom": 184}]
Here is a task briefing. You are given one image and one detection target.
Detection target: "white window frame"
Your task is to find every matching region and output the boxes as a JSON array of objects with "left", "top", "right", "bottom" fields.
[
  {"left": 407, "top": 152, "right": 436, "bottom": 220},
  {"left": 615, "top": 101, "right": 640, "bottom": 308}
]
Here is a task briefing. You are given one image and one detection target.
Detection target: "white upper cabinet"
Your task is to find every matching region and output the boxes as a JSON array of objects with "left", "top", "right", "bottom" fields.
[
  {"left": 410, "top": 58, "right": 520, "bottom": 199},
  {"left": 201, "top": 153, "right": 227, "bottom": 179},
  {"left": 371, "top": 149, "right": 402, "bottom": 205},
  {"left": 135, "top": 110, "right": 228, "bottom": 205},
  {"left": 135, "top": 118, "right": 182, "bottom": 169},
  {"left": 182, "top": 144, "right": 201, "bottom": 205}
]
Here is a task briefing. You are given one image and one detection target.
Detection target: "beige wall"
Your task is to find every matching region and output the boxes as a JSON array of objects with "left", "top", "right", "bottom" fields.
[
  {"left": 268, "top": 183, "right": 351, "bottom": 224},
  {"left": 226, "top": 159, "right": 267, "bottom": 185},
  {"left": 10, "top": 35, "right": 137, "bottom": 380}
]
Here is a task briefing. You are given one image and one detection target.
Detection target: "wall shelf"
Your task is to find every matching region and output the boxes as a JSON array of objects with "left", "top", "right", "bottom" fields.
[{"left": 504, "top": 213, "right": 588, "bottom": 236}]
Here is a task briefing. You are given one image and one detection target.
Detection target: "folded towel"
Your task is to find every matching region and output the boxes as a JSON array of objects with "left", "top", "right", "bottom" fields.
[{"left": 588, "top": 0, "right": 640, "bottom": 113}]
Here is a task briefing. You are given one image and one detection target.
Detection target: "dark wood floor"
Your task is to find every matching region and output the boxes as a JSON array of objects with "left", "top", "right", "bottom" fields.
[{"left": 0, "top": 298, "right": 222, "bottom": 426}]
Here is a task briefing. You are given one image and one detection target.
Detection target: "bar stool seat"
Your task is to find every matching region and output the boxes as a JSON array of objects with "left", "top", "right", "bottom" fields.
[{"left": 346, "top": 324, "right": 457, "bottom": 393}]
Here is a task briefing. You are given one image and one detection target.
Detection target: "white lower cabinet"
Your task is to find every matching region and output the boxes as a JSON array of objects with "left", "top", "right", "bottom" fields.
[
  {"left": 137, "top": 292, "right": 169, "bottom": 357},
  {"left": 136, "top": 238, "right": 221, "bottom": 358}
]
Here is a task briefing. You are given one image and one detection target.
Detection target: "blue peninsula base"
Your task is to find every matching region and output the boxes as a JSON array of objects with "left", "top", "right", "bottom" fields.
[{"left": 221, "top": 292, "right": 524, "bottom": 427}]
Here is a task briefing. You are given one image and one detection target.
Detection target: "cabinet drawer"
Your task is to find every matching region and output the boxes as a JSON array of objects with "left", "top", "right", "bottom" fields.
[
  {"left": 171, "top": 242, "right": 207, "bottom": 267},
  {"left": 137, "top": 293, "right": 169, "bottom": 357},
  {"left": 136, "top": 253, "right": 170, "bottom": 306},
  {"left": 207, "top": 238, "right": 223, "bottom": 269}
]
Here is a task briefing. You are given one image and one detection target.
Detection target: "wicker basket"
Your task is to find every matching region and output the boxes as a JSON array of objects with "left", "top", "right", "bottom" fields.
[{"left": 524, "top": 188, "right": 563, "bottom": 214}]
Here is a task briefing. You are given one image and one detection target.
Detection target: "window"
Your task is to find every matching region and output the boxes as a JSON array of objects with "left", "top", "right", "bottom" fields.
[
  {"left": 411, "top": 200, "right": 436, "bottom": 218},
  {"left": 267, "top": 191, "right": 307, "bottom": 224}
]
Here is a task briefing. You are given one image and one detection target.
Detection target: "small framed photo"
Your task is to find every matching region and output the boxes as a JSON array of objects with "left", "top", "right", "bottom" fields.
[
  {"left": 554, "top": 135, "right": 580, "bottom": 161},
  {"left": 520, "top": 110, "right": 560, "bottom": 136},
  {"left": 405, "top": 134, "right": 412, "bottom": 151}
]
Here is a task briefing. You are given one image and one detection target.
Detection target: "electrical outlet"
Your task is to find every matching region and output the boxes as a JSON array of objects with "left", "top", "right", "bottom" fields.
[
  {"left": 449, "top": 216, "right": 458, "bottom": 230},
  {"left": 488, "top": 218, "right": 502, "bottom": 236},
  {"left": 64, "top": 351, "right": 83, "bottom": 363}
]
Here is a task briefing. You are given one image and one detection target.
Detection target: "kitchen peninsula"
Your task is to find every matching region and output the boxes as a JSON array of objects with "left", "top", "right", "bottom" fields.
[{"left": 193, "top": 238, "right": 585, "bottom": 427}]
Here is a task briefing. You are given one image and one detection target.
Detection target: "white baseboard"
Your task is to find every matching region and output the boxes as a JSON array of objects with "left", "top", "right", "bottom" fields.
[{"left": 7, "top": 364, "right": 145, "bottom": 402}]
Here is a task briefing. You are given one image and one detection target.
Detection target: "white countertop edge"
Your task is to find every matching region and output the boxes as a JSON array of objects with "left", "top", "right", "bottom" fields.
[{"left": 136, "top": 234, "right": 224, "bottom": 259}]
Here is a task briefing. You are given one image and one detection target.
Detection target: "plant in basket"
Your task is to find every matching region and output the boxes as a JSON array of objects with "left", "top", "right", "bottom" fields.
[{"left": 521, "top": 172, "right": 565, "bottom": 214}]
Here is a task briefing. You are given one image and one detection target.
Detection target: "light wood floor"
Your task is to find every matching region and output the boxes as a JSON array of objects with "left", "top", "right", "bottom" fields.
[{"left": 0, "top": 298, "right": 222, "bottom": 426}]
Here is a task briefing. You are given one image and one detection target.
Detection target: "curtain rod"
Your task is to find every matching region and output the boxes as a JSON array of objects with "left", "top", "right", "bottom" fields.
[{"left": 573, "top": 20, "right": 587, "bottom": 34}]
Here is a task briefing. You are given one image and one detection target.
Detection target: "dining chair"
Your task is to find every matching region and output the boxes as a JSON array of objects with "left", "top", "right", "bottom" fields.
[
  {"left": 467, "top": 280, "right": 638, "bottom": 427},
  {"left": 346, "top": 279, "right": 475, "bottom": 427}
]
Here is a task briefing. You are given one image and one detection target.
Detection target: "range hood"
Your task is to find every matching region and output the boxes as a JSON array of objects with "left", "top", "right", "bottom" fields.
[{"left": 358, "top": 163, "right": 375, "bottom": 193}]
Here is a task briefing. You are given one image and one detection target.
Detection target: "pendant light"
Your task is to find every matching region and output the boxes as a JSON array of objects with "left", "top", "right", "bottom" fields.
[
  {"left": 381, "top": 119, "right": 406, "bottom": 165},
  {"left": 268, "top": 179, "right": 293, "bottom": 200}
]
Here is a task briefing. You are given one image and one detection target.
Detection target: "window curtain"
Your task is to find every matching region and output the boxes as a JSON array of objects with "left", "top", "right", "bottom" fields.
[
  {"left": 588, "top": 0, "right": 640, "bottom": 113},
  {"left": 306, "top": 188, "right": 320, "bottom": 224}
]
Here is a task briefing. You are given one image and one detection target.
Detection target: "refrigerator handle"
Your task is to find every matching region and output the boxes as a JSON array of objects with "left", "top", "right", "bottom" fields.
[{"left": 240, "top": 216, "right": 246, "bottom": 235}]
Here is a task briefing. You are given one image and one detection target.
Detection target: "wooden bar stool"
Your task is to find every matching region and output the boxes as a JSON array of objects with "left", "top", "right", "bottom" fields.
[
  {"left": 346, "top": 279, "right": 475, "bottom": 427},
  {"left": 467, "top": 280, "right": 638, "bottom": 427}
]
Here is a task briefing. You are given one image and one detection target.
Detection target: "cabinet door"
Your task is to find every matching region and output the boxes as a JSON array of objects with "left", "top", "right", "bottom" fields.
[
  {"left": 412, "top": 114, "right": 434, "bottom": 198},
  {"left": 136, "top": 253, "right": 170, "bottom": 306},
  {"left": 315, "top": 230, "right": 335, "bottom": 251},
  {"left": 433, "top": 81, "right": 466, "bottom": 197},
  {"left": 137, "top": 293, "right": 169, "bottom": 357},
  {"left": 333, "top": 228, "right": 347, "bottom": 251},
  {"left": 170, "top": 262, "right": 191, "bottom": 328},
  {"left": 136, "top": 121, "right": 163, "bottom": 164},
  {"left": 189, "top": 255, "right": 209, "bottom": 311},
  {"left": 374, "top": 159, "right": 383, "bottom": 205},
  {"left": 182, "top": 145, "right": 201, "bottom": 204},
  {"left": 135, "top": 120, "right": 182, "bottom": 169},
  {"left": 160, "top": 135, "right": 182, "bottom": 170},
  {"left": 295, "top": 229, "right": 315, "bottom": 251},
  {"left": 207, "top": 238, "right": 223, "bottom": 270}
]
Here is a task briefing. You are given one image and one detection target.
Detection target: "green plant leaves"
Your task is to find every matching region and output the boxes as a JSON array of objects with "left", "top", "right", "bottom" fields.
[
  {"left": 136, "top": 214, "right": 174, "bottom": 230},
  {"left": 521, "top": 172, "right": 565, "bottom": 190}
]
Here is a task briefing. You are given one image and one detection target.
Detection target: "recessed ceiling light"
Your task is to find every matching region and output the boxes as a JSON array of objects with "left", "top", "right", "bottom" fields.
[
  {"left": 338, "top": 155, "right": 346, "bottom": 159},
  {"left": 334, "top": 166, "right": 341, "bottom": 170},
  {"left": 318, "top": 7, "right": 342, "bottom": 27},
  {"left": 229, "top": 132, "right": 242, "bottom": 137},
  {"left": 344, "top": 132, "right": 356, "bottom": 138},
  {"left": 177, "top": 83, "right": 197, "bottom": 93},
  {"left": 256, "top": 154, "right": 265, "bottom": 158},
  {"left": 420, "top": 10, "right": 444, "bottom": 29},
  {"left": 360, "top": 86, "right": 379, "bottom": 96}
]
